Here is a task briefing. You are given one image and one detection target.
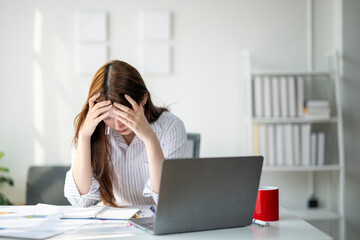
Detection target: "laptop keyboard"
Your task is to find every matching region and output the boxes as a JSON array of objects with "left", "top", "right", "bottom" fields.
[{"left": 142, "top": 222, "right": 155, "bottom": 229}]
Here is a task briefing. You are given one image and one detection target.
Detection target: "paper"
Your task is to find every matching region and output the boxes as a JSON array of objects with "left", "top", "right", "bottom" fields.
[
  {"left": 140, "top": 43, "right": 171, "bottom": 74},
  {"left": 61, "top": 206, "right": 139, "bottom": 220},
  {"left": 141, "top": 10, "right": 171, "bottom": 40},
  {"left": 76, "top": 10, "right": 107, "bottom": 41},
  {"left": 0, "top": 204, "right": 88, "bottom": 239},
  {"left": 76, "top": 43, "right": 107, "bottom": 75}
]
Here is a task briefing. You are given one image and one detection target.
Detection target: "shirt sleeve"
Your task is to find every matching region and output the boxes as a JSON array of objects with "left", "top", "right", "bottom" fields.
[
  {"left": 143, "top": 117, "right": 187, "bottom": 203},
  {"left": 64, "top": 146, "right": 101, "bottom": 207}
]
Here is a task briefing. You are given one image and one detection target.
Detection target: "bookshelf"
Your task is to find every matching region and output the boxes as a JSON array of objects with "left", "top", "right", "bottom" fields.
[{"left": 243, "top": 50, "right": 345, "bottom": 240}]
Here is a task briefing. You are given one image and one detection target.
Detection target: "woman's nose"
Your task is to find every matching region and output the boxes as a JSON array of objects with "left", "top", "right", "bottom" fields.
[{"left": 114, "top": 119, "right": 123, "bottom": 130}]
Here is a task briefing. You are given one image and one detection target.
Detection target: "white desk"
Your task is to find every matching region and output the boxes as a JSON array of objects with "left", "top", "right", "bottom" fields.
[
  {"left": 0, "top": 206, "right": 332, "bottom": 240},
  {"left": 56, "top": 207, "right": 331, "bottom": 240}
]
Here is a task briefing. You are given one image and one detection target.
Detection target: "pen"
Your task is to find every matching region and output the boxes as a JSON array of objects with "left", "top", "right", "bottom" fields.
[
  {"left": 132, "top": 210, "right": 142, "bottom": 219},
  {"left": 150, "top": 206, "right": 156, "bottom": 213},
  {"left": 252, "top": 219, "right": 270, "bottom": 227}
]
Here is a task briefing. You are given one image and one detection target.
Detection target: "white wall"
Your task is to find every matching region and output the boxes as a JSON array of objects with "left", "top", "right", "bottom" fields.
[{"left": 0, "top": 0, "right": 338, "bottom": 209}]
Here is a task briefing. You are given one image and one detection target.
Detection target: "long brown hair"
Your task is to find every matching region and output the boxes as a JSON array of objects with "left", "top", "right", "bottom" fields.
[{"left": 73, "top": 60, "right": 167, "bottom": 207}]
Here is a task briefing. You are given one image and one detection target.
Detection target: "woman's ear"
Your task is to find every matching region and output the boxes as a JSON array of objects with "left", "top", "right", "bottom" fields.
[{"left": 140, "top": 93, "right": 148, "bottom": 107}]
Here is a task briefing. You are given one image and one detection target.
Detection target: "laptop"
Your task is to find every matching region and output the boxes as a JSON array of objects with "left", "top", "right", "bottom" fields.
[{"left": 129, "top": 156, "right": 263, "bottom": 235}]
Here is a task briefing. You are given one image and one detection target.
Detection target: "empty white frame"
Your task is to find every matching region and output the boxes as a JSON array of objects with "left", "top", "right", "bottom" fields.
[
  {"left": 140, "top": 10, "right": 171, "bottom": 40},
  {"left": 76, "top": 10, "right": 107, "bottom": 41},
  {"left": 140, "top": 43, "right": 171, "bottom": 74},
  {"left": 76, "top": 43, "right": 107, "bottom": 75}
]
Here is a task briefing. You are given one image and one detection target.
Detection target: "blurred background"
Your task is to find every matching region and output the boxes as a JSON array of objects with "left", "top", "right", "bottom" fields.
[{"left": 0, "top": 0, "right": 359, "bottom": 239}]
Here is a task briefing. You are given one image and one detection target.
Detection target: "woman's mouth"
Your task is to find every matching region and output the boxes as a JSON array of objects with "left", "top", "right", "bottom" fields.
[{"left": 117, "top": 129, "right": 127, "bottom": 134}]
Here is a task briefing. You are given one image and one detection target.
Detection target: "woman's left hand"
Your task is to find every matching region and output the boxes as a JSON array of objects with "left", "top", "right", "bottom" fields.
[{"left": 113, "top": 94, "right": 155, "bottom": 142}]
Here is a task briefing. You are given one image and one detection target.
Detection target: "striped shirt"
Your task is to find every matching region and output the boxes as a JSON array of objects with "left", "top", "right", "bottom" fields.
[{"left": 64, "top": 111, "right": 187, "bottom": 207}]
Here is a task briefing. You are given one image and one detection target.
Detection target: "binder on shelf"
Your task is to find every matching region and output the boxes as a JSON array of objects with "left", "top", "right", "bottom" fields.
[
  {"left": 272, "top": 77, "right": 280, "bottom": 117},
  {"left": 276, "top": 124, "right": 285, "bottom": 166},
  {"left": 317, "top": 132, "right": 326, "bottom": 165},
  {"left": 254, "top": 76, "right": 264, "bottom": 117},
  {"left": 264, "top": 76, "right": 272, "bottom": 117},
  {"left": 284, "top": 124, "right": 294, "bottom": 166},
  {"left": 293, "top": 124, "right": 301, "bottom": 166},
  {"left": 311, "top": 133, "right": 318, "bottom": 165},
  {"left": 280, "top": 76, "right": 288, "bottom": 117},
  {"left": 267, "top": 124, "right": 276, "bottom": 166},
  {"left": 296, "top": 76, "right": 305, "bottom": 117},
  {"left": 253, "top": 124, "right": 260, "bottom": 155},
  {"left": 259, "top": 125, "right": 268, "bottom": 165},
  {"left": 288, "top": 76, "right": 297, "bottom": 117},
  {"left": 301, "top": 124, "right": 311, "bottom": 166}
]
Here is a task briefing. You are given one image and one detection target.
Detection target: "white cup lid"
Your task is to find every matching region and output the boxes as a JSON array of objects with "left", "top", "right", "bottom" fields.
[{"left": 259, "top": 186, "right": 278, "bottom": 190}]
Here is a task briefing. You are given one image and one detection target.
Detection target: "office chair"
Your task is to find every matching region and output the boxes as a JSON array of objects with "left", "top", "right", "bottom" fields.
[
  {"left": 186, "top": 133, "right": 201, "bottom": 158},
  {"left": 26, "top": 166, "right": 71, "bottom": 205}
]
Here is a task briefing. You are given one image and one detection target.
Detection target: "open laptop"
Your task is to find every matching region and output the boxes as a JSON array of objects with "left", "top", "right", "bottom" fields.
[{"left": 129, "top": 156, "right": 263, "bottom": 235}]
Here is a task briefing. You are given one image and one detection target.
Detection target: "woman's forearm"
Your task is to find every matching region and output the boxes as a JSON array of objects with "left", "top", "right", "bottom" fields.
[
  {"left": 72, "top": 135, "right": 93, "bottom": 195},
  {"left": 144, "top": 132, "right": 164, "bottom": 194}
]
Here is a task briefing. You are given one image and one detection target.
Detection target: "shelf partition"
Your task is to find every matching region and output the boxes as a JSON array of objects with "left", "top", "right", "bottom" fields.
[
  {"left": 251, "top": 70, "right": 330, "bottom": 77},
  {"left": 263, "top": 164, "right": 341, "bottom": 172},
  {"left": 252, "top": 117, "right": 338, "bottom": 124}
]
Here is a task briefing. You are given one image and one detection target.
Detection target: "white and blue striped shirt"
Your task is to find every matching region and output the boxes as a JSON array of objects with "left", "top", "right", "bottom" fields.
[{"left": 64, "top": 111, "right": 187, "bottom": 207}]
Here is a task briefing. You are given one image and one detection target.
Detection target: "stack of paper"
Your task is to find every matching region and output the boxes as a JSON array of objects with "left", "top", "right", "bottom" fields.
[{"left": 304, "top": 100, "right": 331, "bottom": 119}]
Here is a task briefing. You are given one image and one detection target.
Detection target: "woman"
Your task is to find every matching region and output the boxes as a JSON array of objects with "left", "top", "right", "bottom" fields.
[{"left": 64, "top": 60, "right": 187, "bottom": 207}]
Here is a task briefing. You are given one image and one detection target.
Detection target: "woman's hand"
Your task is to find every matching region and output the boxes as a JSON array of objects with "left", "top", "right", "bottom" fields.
[
  {"left": 113, "top": 94, "right": 155, "bottom": 142},
  {"left": 79, "top": 93, "right": 112, "bottom": 139}
]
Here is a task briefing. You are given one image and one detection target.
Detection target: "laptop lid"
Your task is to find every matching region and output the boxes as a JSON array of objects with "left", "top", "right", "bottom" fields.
[{"left": 153, "top": 156, "right": 263, "bottom": 235}]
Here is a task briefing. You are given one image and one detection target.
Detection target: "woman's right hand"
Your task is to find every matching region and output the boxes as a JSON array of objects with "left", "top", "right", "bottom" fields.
[{"left": 79, "top": 93, "right": 112, "bottom": 139}]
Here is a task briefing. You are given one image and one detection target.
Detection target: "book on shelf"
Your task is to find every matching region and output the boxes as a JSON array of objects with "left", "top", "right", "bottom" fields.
[
  {"left": 253, "top": 75, "right": 333, "bottom": 119},
  {"left": 276, "top": 124, "right": 285, "bottom": 165},
  {"left": 296, "top": 76, "right": 304, "bottom": 117},
  {"left": 264, "top": 76, "right": 272, "bottom": 117},
  {"left": 267, "top": 125, "right": 276, "bottom": 166},
  {"left": 253, "top": 123, "right": 327, "bottom": 167},
  {"left": 253, "top": 124, "right": 260, "bottom": 155},
  {"left": 301, "top": 124, "right": 311, "bottom": 166},
  {"left": 280, "top": 76, "right": 288, "bottom": 117},
  {"left": 272, "top": 77, "right": 280, "bottom": 117},
  {"left": 284, "top": 124, "right": 294, "bottom": 166},
  {"left": 317, "top": 132, "right": 326, "bottom": 166},
  {"left": 288, "top": 76, "right": 297, "bottom": 117},
  {"left": 254, "top": 76, "right": 264, "bottom": 117},
  {"left": 304, "top": 100, "right": 331, "bottom": 119},
  {"left": 259, "top": 124, "right": 268, "bottom": 165},
  {"left": 293, "top": 124, "right": 301, "bottom": 165},
  {"left": 311, "top": 133, "right": 318, "bottom": 165}
]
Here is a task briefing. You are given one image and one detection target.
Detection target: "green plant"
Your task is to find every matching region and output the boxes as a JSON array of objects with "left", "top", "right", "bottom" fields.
[{"left": 0, "top": 151, "right": 14, "bottom": 205}]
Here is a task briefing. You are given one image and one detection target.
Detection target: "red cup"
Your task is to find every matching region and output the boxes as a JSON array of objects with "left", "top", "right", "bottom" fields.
[{"left": 254, "top": 186, "right": 279, "bottom": 221}]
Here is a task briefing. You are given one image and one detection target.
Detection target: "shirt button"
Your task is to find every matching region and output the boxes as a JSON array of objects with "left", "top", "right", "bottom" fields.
[{"left": 129, "top": 165, "right": 133, "bottom": 169}]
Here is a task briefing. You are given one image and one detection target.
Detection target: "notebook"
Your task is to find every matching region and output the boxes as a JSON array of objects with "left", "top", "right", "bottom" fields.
[{"left": 61, "top": 206, "right": 139, "bottom": 220}]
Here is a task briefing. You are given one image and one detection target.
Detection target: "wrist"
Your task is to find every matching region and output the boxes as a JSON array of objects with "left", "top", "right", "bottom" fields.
[
  {"left": 78, "top": 132, "right": 91, "bottom": 143},
  {"left": 143, "top": 130, "right": 158, "bottom": 146}
]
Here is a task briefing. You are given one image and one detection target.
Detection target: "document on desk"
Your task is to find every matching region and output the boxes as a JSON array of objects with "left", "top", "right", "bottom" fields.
[
  {"left": 61, "top": 206, "right": 139, "bottom": 220},
  {"left": 0, "top": 204, "right": 89, "bottom": 239}
]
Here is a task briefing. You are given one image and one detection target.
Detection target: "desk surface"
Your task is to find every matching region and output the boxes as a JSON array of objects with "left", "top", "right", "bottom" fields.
[{"left": 0, "top": 206, "right": 332, "bottom": 240}]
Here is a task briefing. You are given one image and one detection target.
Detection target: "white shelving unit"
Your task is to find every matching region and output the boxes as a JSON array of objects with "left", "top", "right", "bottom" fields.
[{"left": 243, "top": 50, "right": 345, "bottom": 240}]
